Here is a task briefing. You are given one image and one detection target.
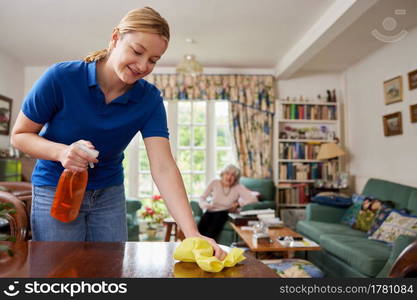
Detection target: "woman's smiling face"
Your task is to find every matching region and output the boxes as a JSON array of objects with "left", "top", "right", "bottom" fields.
[
  {"left": 109, "top": 30, "right": 168, "bottom": 85},
  {"left": 221, "top": 171, "right": 237, "bottom": 187}
]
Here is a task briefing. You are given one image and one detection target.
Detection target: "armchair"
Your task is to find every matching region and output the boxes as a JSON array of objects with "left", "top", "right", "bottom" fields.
[
  {"left": 0, "top": 191, "right": 29, "bottom": 241},
  {"left": 190, "top": 177, "right": 276, "bottom": 245},
  {"left": 126, "top": 198, "right": 142, "bottom": 241},
  {"left": 0, "top": 182, "right": 32, "bottom": 241}
]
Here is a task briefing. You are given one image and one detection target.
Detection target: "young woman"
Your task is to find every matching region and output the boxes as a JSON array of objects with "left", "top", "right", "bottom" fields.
[
  {"left": 11, "top": 7, "right": 225, "bottom": 259},
  {"left": 198, "top": 164, "right": 258, "bottom": 240}
]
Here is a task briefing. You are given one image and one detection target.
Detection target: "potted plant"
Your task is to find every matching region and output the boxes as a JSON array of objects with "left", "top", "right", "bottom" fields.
[{"left": 138, "top": 195, "right": 168, "bottom": 240}]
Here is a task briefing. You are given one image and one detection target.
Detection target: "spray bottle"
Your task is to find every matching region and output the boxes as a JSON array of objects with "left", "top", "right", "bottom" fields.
[{"left": 50, "top": 144, "right": 99, "bottom": 223}]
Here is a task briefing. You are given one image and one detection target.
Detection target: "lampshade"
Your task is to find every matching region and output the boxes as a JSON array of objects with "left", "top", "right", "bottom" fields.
[
  {"left": 176, "top": 54, "right": 203, "bottom": 76},
  {"left": 317, "top": 143, "right": 346, "bottom": 160}
]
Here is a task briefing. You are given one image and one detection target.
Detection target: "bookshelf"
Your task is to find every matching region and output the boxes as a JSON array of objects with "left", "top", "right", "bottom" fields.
[{"left": 273, "top": 98, "right": 342, "bottom": 213}]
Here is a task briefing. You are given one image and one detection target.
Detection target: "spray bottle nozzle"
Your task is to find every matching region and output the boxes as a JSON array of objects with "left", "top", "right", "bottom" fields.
[{"left": 76, "top": 144, "right": 99, "bottom": 168}]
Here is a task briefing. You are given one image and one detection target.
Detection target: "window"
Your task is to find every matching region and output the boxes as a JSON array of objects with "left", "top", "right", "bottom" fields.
[
  {"left": 215, "top": 102, "right": 235, "bottom": 174},
  {"left": 177, "top": 101, "right": 207, "bottom": 199},
  {"left": 125, "top": 100, "right": 236, "bottom": 202}
]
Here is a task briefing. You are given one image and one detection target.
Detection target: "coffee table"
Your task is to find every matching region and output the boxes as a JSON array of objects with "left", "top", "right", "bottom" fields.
[{"left": 229, "top": 222, "right": 321, "bottom": 258}]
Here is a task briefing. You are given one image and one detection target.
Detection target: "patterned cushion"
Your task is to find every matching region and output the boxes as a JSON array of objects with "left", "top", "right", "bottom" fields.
[
  {"left": 367, "top": 205, "right": 408, "bottom": 237},
  {"left": 369, "top": 211, "right": 417, "bottom": 244},
  {"left": 340, "top": 194, "right": 366, "bottom": 226},
  {"left": 353, "top": 198, "right": 389, "bottom": 232},
  {"left": 265, "top": 259, "right": 324, "bottom": 278}
]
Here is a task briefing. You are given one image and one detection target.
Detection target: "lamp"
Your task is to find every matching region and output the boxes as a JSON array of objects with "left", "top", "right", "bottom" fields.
[
  {"left": 317, "top": 143, "right": 346, "bottom": 160},
  {"left": 317, "top": 142, "right": 346, "bottom": 185},
  {"left": 176, "top": 54, "right": 203, "bottom": 77}
]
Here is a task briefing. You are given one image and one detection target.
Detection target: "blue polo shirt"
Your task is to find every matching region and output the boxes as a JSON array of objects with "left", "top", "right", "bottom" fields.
[{"left": 22, "top": 60, "right": 169, "bottom": 190}]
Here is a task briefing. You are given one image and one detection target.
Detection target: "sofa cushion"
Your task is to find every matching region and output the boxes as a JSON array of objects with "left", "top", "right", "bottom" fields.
[
  {"left": 369, "top": 211, "right": 417, "bottom": 244},
  {"left": 353, "top": 199, "right": 391, "bottom": 232},
  {"left": 340, "top": 194, "right": 365, "bottom": 226},
  {"left": 319, "top": 234, "right": 391, "bottom": 277},
  {"left": 311, "top": 193, "right": 352, "bottom": 208},
  {"left": 239, "top": 177, "right": 275, "bottom": 202},
  {"left": 408, "top": 190, "right": 417, "bottom": 214},
  {"left": 367, "top": 205, "right": 409, "bottom": 237},
  {"left": 297, "top": 220, "right": 366, "bottom": 242},
  {"left": 362, "top": 178, "right": 414, "bottom": 213}
]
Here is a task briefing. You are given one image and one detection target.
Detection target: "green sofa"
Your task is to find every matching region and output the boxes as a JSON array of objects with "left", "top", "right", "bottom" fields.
[
  {"left": 190, "top": 177, "right": 276, "bottom": 246},
  {"left": 296, "top": 178, "right": 417, "bottom": 277}
]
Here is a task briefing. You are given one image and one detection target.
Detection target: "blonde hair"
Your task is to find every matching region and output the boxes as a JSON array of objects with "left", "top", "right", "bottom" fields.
[{"left": 84, "top": 7, "right": 170, "bottom": 62}]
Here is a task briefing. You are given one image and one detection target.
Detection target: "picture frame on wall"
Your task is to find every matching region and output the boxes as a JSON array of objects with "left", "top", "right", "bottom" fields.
[
  {"left": 410, "top": 104, "right": 417, "bottom": 123},
  {"left": 383, "top": 76, "right": 403, "bottom": 105},
  {"left": 383, "top": 112, "right": 402, "bottom": 137},
  {"left": 408, "top": 69, "right": 417, "bottom": 90},
  {"left": 0, "top": 95, "right": 12, "bottom": 135}
]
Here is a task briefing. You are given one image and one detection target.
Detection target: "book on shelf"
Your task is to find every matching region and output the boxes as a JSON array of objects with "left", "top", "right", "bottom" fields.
[
  {"left": 279, "top": 142, "right": 321, "bottom": 160},
  {"left": 281, "top": 103, "right": 337, "bottom": 120},
  {"left": 279, "top": 162, "right": 322, "bottom": 180},
  {"left": 277, "top": 183, "right": 311, "bottom": 205}
]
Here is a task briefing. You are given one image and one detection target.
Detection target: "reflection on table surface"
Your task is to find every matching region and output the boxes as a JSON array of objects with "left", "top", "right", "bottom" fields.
[{"left": 0, "top": 241, "right": 278, "bottom": 278}]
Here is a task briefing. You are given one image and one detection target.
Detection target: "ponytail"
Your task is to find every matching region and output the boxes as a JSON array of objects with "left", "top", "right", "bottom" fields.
[{"left": 83, "top": 49, "right": 108, "bottom": 63}]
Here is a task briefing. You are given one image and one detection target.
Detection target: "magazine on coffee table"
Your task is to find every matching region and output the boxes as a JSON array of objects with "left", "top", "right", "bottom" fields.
[{"left": 277, "top": 237, "right": 319, "bottom": 248}]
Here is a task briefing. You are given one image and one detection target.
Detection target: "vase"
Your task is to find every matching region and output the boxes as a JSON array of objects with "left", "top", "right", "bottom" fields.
[{"left": 146, "top": 227, "right": 158, "bottom": 240}]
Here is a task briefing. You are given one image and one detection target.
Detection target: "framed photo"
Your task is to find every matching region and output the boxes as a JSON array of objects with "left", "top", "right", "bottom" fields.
[
  {"left": 0, "top": 95, "right": 12, "bottom": 135},
  {"left": 383, "top": 112, "right": 402, "bottom": 137},
  {"left": 410, "top": 104, "right": 417, "bottom": 123},
  {"left": 383, "top": 76, "right": 403, "bottom": 105},
  {"left": 408, "top": 69, "right": 417, "bottom": 90}
]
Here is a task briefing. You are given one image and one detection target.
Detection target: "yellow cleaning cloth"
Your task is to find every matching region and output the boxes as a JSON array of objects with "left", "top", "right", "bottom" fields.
[{"left": 173, "top": 237, "right": 246, "bottom": 272}]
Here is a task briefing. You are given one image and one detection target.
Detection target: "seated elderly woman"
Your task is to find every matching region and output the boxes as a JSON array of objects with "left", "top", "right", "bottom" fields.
[{"left": 198, "top": 164, "right": 257, "bottom": 240}]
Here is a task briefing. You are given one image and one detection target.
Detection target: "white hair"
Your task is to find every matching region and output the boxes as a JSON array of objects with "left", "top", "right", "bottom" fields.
[{"left": 220, "top": 164, "right": 241, "bottom": 184}]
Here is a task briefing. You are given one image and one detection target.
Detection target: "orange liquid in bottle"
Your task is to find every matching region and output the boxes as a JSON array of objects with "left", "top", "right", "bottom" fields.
[{"left": 50, "top": 169, "right": 88, "bottom": 223}]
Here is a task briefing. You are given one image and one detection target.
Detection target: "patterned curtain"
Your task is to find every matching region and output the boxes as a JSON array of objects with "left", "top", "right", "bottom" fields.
[{"left": 145, "top": 74, "right": 276, "bottom": 178}]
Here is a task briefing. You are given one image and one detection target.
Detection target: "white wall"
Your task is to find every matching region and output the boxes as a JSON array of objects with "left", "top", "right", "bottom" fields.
[
  {"left": 0, "top": 51, "right": 24, "bottom": 148},
  {"left": 24, "top": 66, "right": 48, "bottom": 96},
  {"left": 345, "top": 26, "right": 417, "bottom": 192},
  {"left": 278, "top": 72, "right": 343, "bottom": 102}
]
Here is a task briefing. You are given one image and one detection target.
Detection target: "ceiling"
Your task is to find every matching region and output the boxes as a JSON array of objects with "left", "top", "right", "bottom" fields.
[
  {"left": 0, "top": 0, "right": 416, "bottom": 76},
  {"left": 0, "top": 0, "right": 333, "bottom": 68},
  {"left": 300, "top": 0, "right": 417, "bottom": 73}
]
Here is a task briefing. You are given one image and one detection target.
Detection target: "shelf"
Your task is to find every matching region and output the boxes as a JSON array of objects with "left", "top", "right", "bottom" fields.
[
  {"left": 277, "top": 100, "right": 338, "bottom": 106},
  {"left": 278, "top": 159, "right": 321, "bottom": 163},
  {"left": 278, "top": 139, "right": 335, "bottom": 143},
  {"left": 279, "top": 119, "right": 337, "bottom": 124},
  {"left": 273, "top": 91, "right": 342, "bottom": 193}
]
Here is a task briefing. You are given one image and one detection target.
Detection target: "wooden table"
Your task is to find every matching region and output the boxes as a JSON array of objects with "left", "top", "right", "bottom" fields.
[
  {"left": 0, "top": 241, "right": 278, "bottom": 278},
  {"left": 230, "top": 223, "right": 321, "bottom": 257}
]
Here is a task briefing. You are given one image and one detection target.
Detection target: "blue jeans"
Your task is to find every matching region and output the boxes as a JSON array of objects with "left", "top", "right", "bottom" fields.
[{"left": 31, "top": 184, "right": 128, "bottom": 242}]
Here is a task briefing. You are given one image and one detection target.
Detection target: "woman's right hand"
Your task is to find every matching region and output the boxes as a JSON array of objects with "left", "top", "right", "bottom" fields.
[
  {"left": 58, "top": 140, "right": 98, "bottom": 172},
  {"left": 228, "top": 202, "right": 239, "bottom": 213}
]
